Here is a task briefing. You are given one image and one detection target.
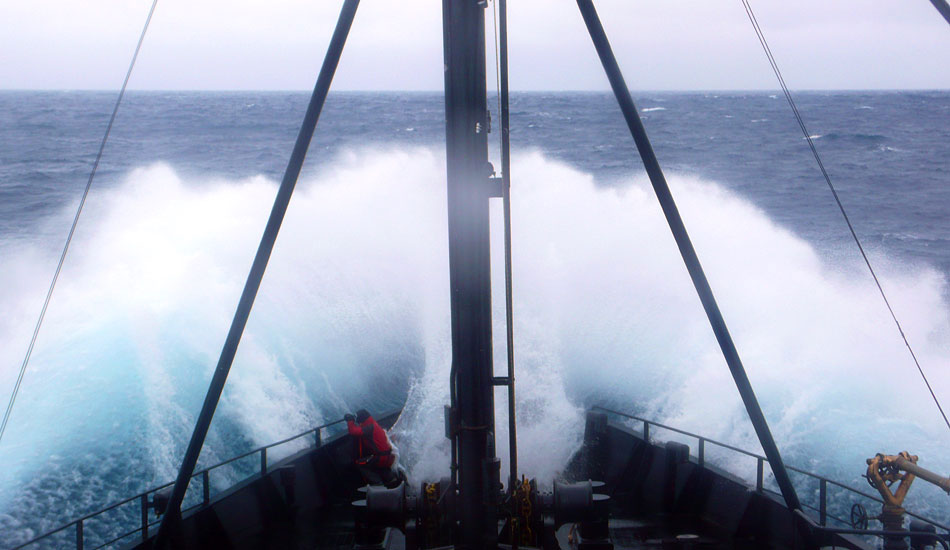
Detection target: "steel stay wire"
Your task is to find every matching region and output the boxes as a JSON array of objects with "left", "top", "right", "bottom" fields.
[
  {"left": 0, "top": 0, "right": 160, "bottom": 447},
  {"left": 739, "top": 0, "right": 950, "bottom": 434},
  {"left": 929, "top": 0, "right": 950, "bottom": 26},
  {"left": 154, "top": 1, "right": 360, "bottom": 543},
  {"left": 491, "top": 0, "right": 503, "bottom": 140},
  {"left": 491, "top": 0, "right": 519, "bottom": 493},
  {"left": 576, "top": 0, "right": 802, "bottom": 512}
]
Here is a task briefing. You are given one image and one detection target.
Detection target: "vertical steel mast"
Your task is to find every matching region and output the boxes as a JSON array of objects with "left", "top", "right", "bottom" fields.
[{"left": 442, "top": 1, "right": 499, "bottom": 549}]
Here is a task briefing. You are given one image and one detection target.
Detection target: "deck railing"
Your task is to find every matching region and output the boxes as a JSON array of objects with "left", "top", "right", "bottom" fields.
[
  {"left": 593, "top": 405, "right": 950, "bottom": 535},
  {"left": 11, "top": 418, "right": 345, "bottom": 550},
  {"left": 16, "top": 408, "right": 950, "bottom": 549}
]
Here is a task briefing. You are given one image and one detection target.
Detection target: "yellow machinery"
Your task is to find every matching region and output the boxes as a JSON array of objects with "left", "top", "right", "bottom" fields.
[{"left": 858, "top": 452, "right": 950, "bottom": 550}]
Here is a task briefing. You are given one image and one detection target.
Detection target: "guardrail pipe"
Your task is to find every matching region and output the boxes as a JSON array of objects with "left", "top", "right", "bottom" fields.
[
  {"left": 11, "top": 416, "right": 352, "bottom": 550},
  {"left": 152, "top": 1, "right": 361, "bottom": 546},
  {"left": 757, "top": 458, "right": 764, "bottom": 491},
  {"left": 576, "top": 0, "right": 801, "bottom": 512}
]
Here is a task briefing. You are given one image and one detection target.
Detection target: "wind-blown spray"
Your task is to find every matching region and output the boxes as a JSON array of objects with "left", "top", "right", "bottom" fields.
[{"left": 1, "top": 148, "right": 948, "bottom": 545}]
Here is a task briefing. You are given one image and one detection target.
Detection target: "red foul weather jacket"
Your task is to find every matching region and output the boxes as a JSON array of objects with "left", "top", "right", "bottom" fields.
[{"left": 347, "top": 416, "right": 395, "bottom": 468}]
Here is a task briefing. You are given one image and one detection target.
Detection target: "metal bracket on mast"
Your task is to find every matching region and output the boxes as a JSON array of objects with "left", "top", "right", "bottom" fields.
[{"left": 486, "top": 176, "right": 503, "bottom": 197}]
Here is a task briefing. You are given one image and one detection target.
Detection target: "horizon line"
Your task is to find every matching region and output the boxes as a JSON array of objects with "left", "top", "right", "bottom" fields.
[{"left": 2, "top": 87, "right": 949, "bottom": 93}]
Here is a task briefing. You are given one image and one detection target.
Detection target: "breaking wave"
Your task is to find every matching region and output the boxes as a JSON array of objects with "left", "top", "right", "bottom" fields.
[
  {"left": 1, "top": 148, "right": 950, "bottom": 544},
  {"left": 821, "top": 132, "right": 888, "bottom": 142}
]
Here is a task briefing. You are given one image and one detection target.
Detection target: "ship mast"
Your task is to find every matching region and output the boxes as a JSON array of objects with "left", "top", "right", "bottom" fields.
[{"left": 442, "top": 1, "right": 501, "bottom": 549}]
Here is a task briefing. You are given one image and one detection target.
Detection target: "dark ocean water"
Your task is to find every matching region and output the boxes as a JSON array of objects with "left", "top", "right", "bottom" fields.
[
  {"left": 0, "top": 90, "right": 949, "bottom": 547},
  {"left": 2, "top": 91, "right": 948, "bottom": 270}
]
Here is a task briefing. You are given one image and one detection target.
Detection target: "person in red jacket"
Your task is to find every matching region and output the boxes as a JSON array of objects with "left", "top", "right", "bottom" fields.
[{"left": 345, "top": 409, "right": 397, "bottom": 486}]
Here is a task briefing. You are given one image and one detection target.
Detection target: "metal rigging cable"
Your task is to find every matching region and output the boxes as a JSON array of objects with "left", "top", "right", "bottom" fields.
[
  {"left": 929, "top": 0, "right": 950, "bottom": 26},
  {"left": 154, "top": 2, "right": 361, "bottom": 540},
  {"left": 493, "top": 0, "right": 519, "bottom": 492},
  {"left": 491, "top": 0, "right": 503, "bottom": 141},
  {"left": 739, "top": 0, "right": 950, "bottom": 434},
  {"left": 0, "top": 0, "right": 160, "bottom": 447}
]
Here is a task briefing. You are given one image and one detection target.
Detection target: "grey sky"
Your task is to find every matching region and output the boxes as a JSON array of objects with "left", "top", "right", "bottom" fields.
[{"left": 2, "top": 0, "right": 948, "bottom": 91}]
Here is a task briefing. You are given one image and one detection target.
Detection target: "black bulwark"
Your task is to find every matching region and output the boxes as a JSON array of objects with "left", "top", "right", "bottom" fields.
[{"left": 442, "top": 1, "right": 499, "bottom": 550}]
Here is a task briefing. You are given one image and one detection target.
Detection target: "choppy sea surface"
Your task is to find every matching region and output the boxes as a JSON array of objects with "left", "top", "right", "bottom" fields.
[{"left": 0, "top": 90, "right": 948, "bottom": 547}]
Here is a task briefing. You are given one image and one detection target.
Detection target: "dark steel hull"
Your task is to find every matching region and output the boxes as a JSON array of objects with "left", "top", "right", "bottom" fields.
[
  {"left": 121, "top": 409, "right": 867, "bottom": 550},
  {"left": 124, "top": 411, "right": 400, "bottom": 550},
  {"left": 564, "top": 412, "right": 866, "bottom": 550}
]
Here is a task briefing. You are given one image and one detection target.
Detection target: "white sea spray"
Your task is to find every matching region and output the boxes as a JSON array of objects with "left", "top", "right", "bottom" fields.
[{"left": 1, "top": 147, "right": 949, "bottom": 543}]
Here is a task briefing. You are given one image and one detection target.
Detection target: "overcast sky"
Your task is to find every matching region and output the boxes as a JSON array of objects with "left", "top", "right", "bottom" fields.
[{"left": 1, "top": 0, "right": 948, "bottom": 91}]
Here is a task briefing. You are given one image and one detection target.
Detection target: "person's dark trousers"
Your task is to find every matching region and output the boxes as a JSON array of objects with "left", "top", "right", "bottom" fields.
[{"left": 359, "top": 465, "right": 397, "bottom": 487}]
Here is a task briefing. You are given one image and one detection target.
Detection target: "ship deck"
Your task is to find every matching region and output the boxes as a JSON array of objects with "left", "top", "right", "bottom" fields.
[
  {"left": 100, "top": 409, "right": 878, "bottom": 550},
  {"left": 237, "top": 493, "right": 794, "bottom": 550}
]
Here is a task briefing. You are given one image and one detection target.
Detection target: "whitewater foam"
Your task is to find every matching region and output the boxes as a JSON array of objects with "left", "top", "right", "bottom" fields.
[{"left": 2, "top": 147, "right": 950, "bottom": 542}]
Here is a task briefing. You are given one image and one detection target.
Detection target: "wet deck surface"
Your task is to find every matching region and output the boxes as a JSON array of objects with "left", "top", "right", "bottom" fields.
[
  {"left": 231, "top": 498, "right": 360, "bottom": 550},
  {"left": 603, "top": 518, "right": 759, "bottom": 549},
  {"left": 238, "top": 476, "right": 778, "bottom": 550},
  {"left": 272, "top": 506, "right": 777, "bottom": 550}
]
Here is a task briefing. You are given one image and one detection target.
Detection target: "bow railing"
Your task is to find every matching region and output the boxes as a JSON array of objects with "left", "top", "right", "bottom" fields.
[
  {"left": 11, "top": 417, "right": 347, "bottom": 550},
  {"left": 593, "top": 406, "right": 950, "bottom": 535}
]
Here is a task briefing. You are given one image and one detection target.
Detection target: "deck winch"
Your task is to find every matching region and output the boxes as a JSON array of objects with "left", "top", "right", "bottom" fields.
[{"left": 355, "top": 478, "right": 612, "bottom": 550}]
